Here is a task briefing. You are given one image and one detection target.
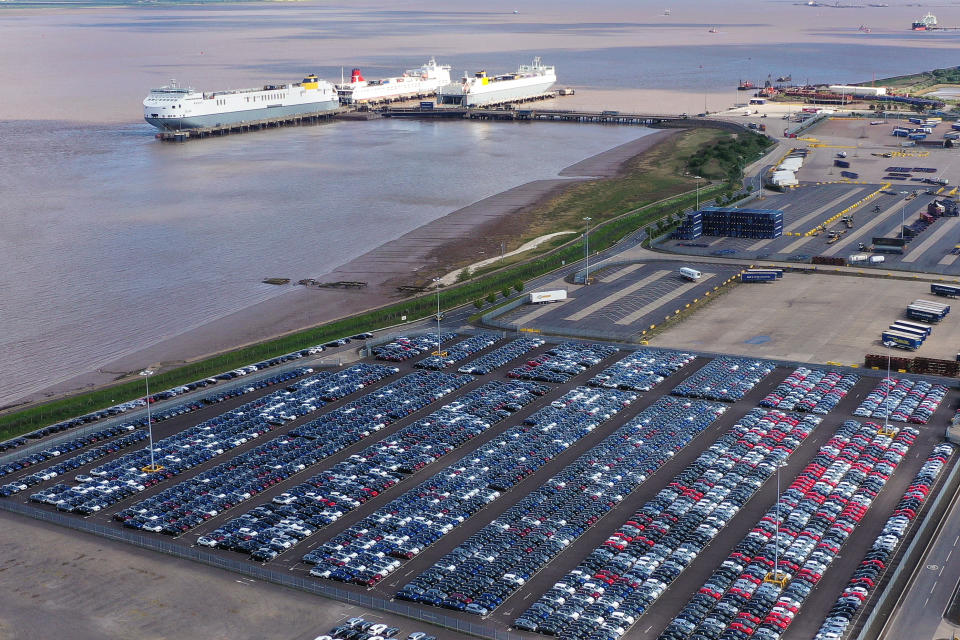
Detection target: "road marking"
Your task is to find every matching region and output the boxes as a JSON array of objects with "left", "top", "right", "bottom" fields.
[
  {"left": 645, "top": 625, "right": 653, "bottom": 633},
  {"left": 614, "top": 274, "right": 716, "bottom": 326},
  {"left": 948, "top": 550, "right": 953, "bottom": 562},
  {"left": 940, "top": 566, "right": 946, "bottom": 576},
  {"left": 924, "top": 596, "right": 930, "bottom": 608},
  {"left": 953, "top": 535, "right": 958, "bottom": 546},
  {"left": 600, "top": 263, "right": 645, "bottom": 283},
  {"left": 900, "top": 214, "right": 960, "bottom": 263},
  {"left": 931, "top": 581, "right": 938, "bottom": 594},
  {"left": 511, "top": 300, "right": 569, "bottom": 326},
  {"left": 821, "top": 201, "right": 909, "bottom": 256},
  {"left": 564, "top": 270, "right": 672, "bottom": 321}
]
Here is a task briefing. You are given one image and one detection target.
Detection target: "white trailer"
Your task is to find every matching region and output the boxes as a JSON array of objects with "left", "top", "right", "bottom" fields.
[
  {"left": 679, "top": 267, "right": 703, "bottom": 281},
  {"left": 528, "top": 289, "right": 568, "bottom": 304}
]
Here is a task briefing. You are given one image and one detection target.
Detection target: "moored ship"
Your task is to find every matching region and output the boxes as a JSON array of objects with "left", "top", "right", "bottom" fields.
[
  {"left": 336, "top": 58, "right": 452, "bottom": 104},
  {"left": 143, "top": 75, "right": 338, "bottom": 131},
  {"left": 437, "top": 57, "right": 557, "bottom": 107},
  {"left": 912, "top": 12, "right": 937, "bottom": 30}
]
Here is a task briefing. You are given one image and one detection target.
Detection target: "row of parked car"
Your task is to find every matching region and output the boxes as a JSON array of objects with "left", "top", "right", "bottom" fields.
[
  {"left": 373, "top": 334, "right": 458, "bottom": 362},
  {"left": 508, "top": 343, "right": 621, "bottom": 384},
  {"left": 0, "top": 423, "right": 141, "bottom": 481},
  {"left": 759, "top": 368, "right": 859, "bottom": 415},
  {"left": 30, "top": 365, "right": 395, "bottom": 516},
  {"left": 314, "top": 616, "right": 435, "bottom": 640},
  {"left": 197, "top": 380, "right": 549, "bottom": 560},
  {"left": 662, "top": 419, "right": 918, "bottom": 640},
  {"left": 588, "top": 349, "right": 697, "bottom": 392},
  {"left": 416, "top": 333, "right": 502, "bottom": 370},
  {"left": 457, "top": 337, "right": 546, "bottom": 375},
  {"left": 0, "top": 332, "right": 360, "bottom": 452},
  {"left": 401, "top": 396, "right": 728, "bottom": 618},
  {"left": 4, "top": 430, "right": 148, "bottom": 497},
  {"left": 305, "top": 387, "right": 638, "bottom": 587},
  {"left": 671, "top": 358, "right": 775, "bottom": 403},
  {"left": 289, "top": 370, "right": 472, "bottom": 440},
  {"left": 853, "top": 377, "right": 948, "bottom": 424},
  {"left": 114, "top": 370, "right": 464, "bottom": 536},
  {"left": 515, "top": 409, "right": 819, "bottom": 639},
  {"left": 813, "top": 443, "right": 955, "bottom": 640}
]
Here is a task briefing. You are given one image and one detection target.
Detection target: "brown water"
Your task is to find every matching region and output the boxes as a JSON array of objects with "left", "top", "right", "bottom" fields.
[{"left": 2, "top": 0, "right": 959, "bottom": 406}]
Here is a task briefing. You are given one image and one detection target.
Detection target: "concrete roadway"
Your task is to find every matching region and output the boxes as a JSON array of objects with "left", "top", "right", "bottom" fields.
[{"left": 880, "top": 467, "right": 960, "bottom": 640}]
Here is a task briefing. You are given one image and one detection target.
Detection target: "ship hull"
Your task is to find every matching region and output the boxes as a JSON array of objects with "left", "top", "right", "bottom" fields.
[
  {"left": 144, "top": 100, "right": 339, "bottom": 131},
  {"left": 439, "top": 78, "right": 556, "bottom": 106}
]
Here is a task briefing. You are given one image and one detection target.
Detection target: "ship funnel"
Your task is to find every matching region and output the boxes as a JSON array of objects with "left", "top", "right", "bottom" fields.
[{"left": 350, "top": 69, "right": 364, "bottom": 83}]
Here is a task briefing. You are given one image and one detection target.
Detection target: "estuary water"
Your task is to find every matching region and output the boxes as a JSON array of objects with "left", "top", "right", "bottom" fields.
[{"left": 1, "top": 0, "right": 959, "bottom": 406}]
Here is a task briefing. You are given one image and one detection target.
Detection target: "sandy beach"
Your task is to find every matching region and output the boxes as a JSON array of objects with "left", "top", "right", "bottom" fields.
[{"left": 23, "top": 130, "right": 676, "bottom": 405}]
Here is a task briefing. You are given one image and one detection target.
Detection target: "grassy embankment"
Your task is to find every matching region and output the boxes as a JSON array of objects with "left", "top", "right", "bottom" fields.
[
  {"left": 866, "top": 66, "right": 960, "bottom": 105},
  {"left": 0, "top": 128, "right": 773, "bottom": 442}
]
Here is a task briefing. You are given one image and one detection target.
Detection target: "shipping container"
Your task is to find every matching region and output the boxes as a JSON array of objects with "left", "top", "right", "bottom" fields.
[
  {"left": 881, "top": 330, "right": 923, "bottom": 350},
  {"left": 914, "top": 298, "right": 950, "bottom": 313},
  {"left": 849, "top": 254, "right": 869, "bottom": 263},
  {"left": 907, "top": 307, "right": 943, "bottom": 323},
  {"left": 931, "top": 283, "right": 960, "bottom": 298},
  {"left": 908, "top": 133, "right": 927, "bottom": 140},
  {"left": 889, "top": 323, "right": 927, "bottom": 340},
  {"left": 892, "top": 319, "right": 933, "bottom": 336},
  {"left": 741, "top": 272, "right": 778, "bottom": 283},
  {"left": 528, "top": 289, "right": 568, "bottom": 304}
]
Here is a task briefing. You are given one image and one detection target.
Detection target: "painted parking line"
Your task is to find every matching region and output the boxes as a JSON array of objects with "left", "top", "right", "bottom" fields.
[
  {"left": 510, "top": 300, "right": 568, "bottom": 326},
  {"left": 750, "top": 187, "right": 868, "bottom": 251},
  {"left": 614, "top": 273, "right": 716, "bottom": 326},
  {"left": 564, "top": 270, "right": 672, "bottom": 322},
  {"left": 600, "top": 263, "right": 644, "bottom": 283},
  {"left": 937, "top": 251, "right": 960, "bottom": 267},
  {"left": 902, "top": 217, "right": 960, "bottom": 263},
  {"left": 821, "top": 202, "right": 910, "bottom": 257}
]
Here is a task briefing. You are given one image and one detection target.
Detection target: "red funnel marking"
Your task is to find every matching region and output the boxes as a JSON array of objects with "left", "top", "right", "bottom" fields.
[{"left": 351, "top": 69, "right": 364, "bottom": 83}]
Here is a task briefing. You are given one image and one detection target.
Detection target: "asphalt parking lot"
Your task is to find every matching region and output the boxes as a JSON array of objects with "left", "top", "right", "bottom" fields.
[
  {"left": 2, "top": 338, "right": 957, "bottom": 640},
  {"left": 650, "top": 272, "right": 960, "bottom": 367},
  {"left": 657, "top": 117, "right": 960, "bottom": 275},
  {"left": 492, "top": 262, "right": 743, "bottom": 341}
]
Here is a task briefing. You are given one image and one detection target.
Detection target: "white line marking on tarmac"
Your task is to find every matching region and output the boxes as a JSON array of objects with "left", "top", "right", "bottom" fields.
[
  {"left": 953, "top": 535, "right": 958, "bottom": 546},
  {"left": 924, "top": 596, "right": 930, "bottom": 608},
  {"left": 948, "top": 550, "right": 953, "bottom": 562},
  {"left": 931, "top": 581, "right": 938, "bottom": 594},
  {"left": 645, "top": 625, "right": 653, "bottom": 633}
]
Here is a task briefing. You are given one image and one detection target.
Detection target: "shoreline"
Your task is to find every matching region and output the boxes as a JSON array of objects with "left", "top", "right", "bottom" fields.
[{"left": 17, "top": 130, "right": 676, "bottom": 408}]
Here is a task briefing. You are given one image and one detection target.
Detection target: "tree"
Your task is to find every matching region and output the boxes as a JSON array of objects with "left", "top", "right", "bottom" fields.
[
  {"left": 474, "top": 299, "right": 483, "bottom": 309},
  {"left": 513, "top": 281, "right": 524, "bottom": 293},
  {"left": 456, "top": 267, "right": 472, "bottom": 282},
  {"left": 486, "top": 292, "right": 496, "bottom": 304},
  {"left": 501, "top": 287, "right": 511, "bottom": 299}
]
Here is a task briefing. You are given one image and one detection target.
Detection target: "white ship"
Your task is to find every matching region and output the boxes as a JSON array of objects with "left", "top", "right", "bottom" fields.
[
  {"left": 336, "top": 58, "right": 452, "bottom": 104},
  {"left": 437, "top": 57, "right": 557, "bottom": 107},
  {"left": 143, "top": 74, "right": 339, "bottom": 131}
]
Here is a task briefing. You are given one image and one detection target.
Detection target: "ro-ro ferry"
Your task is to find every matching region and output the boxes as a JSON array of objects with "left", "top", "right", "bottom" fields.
[{"left": 143, "top": 75, "right": 338, "bottom": 131}]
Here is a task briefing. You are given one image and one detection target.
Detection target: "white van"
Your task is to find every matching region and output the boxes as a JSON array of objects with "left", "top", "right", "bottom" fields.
[{"left": 679, "top": 267, "right": 702, "bottom": 281}]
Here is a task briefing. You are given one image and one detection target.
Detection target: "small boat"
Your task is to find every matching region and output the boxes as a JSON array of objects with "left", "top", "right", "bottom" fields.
[
  {"left": 776, "top": 74, "right": 792, "bottom": 83},
  {"left": 663, "top": 8, "right": 671, "bottom": 15},
  {"left": 738, "top": 80, "right": 755, "bottom": 91},
  {"left": 709, "top": 27, "right": 719, "bottom": 33},
  {"left": 858, "top": 24, "right": 872, "bottom": 33}
]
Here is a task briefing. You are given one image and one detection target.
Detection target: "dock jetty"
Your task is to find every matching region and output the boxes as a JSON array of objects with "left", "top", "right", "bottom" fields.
[{"left": 157, "top": 104, "right": 744, "bottom": 142}]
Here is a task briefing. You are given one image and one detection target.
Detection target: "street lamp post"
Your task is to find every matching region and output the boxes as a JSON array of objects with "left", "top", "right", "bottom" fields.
[
  {"left": 583, "top": 217, "right": 592, "bottom": 284},
  {"left": 694, "top": 176, "right": 702, "bottom": 210},
  {"left": 139, "top": 369, "right": 163, "bottom": 473}
]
